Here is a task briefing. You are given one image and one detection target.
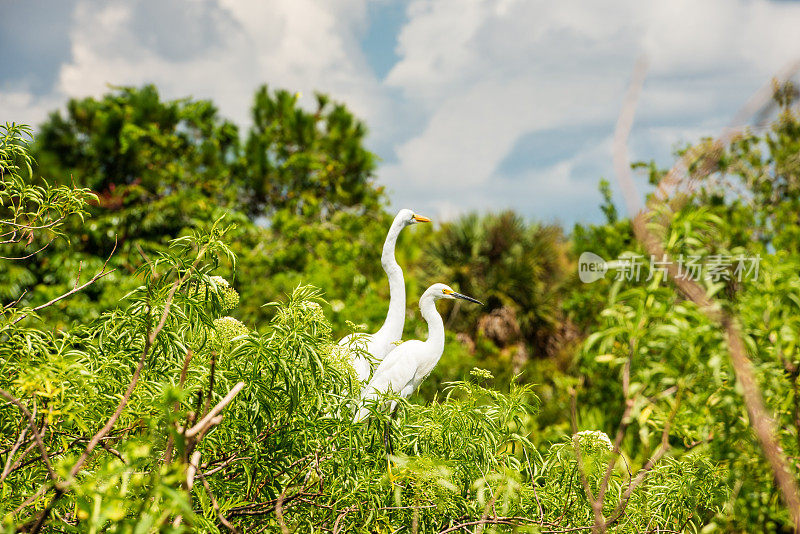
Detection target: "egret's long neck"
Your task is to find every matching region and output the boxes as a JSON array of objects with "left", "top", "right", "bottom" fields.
[
  {"left": 420, "top": 294, "right": 445, "bottom": 354},
  {"left": 376, "top": 219, "right": 406, "bottom": 339}
]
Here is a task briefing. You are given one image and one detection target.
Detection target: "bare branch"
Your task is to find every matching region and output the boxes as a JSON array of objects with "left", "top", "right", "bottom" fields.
[
  {"left": 1, "top": 416, "right": 30, "bottom": 481},
  {"left": 186, "top": 450, "right": 201, "bottom": 491},
  {"left": 164, "top": 349, "right": 194, "bottom": 464},
  {"left": 0, "top": 389, "right": 60, "bottom": 487},
  {"left": 4, "top": 289, "right": 27, "bottom": 310},
  {"left": 0, "top": 237, "right": 56, "bottom": 261},
  {"left": 197, "top": 467, "right": 242, "bottom": 533},
  {"left": 275, "top": 488, "right": 290, "bottom": 534},
  {"left": 12, "top": 237, "right": 118, "bottom": 325},
  {"left": 185, "top": 382, "right": 244, "bottom": 439}
]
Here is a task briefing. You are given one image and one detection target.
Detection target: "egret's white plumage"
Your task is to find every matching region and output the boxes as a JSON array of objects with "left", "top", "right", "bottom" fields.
[
  {"left": 338, "top": 209, "right": 430, "bottom": 382},
  {"left": 354, "top": 283, "right": 482, "bottom": 421}
]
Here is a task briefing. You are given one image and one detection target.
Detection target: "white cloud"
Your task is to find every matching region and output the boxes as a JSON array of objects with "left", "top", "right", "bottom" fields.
[
  {"left": 56, "top": 0, "right": 389, "bottom": 126},
  {"left": 0, "top": 90, "right": 63, "bottom": 129},
  {"left": 379, "top": 0, "right": 800, "bottom": 224}
]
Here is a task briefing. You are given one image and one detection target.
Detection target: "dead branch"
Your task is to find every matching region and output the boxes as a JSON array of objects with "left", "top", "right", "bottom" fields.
[
  {"left": 0, "top": 389, "right": 59, "bottom": 487},
  {"left": 164, "top": 349, "right": 194, "bottom": 464},
  {"left": 185, "top": 381, "right": 244, "bottom": 439},
  {"left": 12, "top": 237, "right": 118, "bottom": 325},
  {"left": 1, "top": 416, "right": 30, "bottom": 481},
  {"left": 197, "top": 467, "right": 242, "bottom": 533}
]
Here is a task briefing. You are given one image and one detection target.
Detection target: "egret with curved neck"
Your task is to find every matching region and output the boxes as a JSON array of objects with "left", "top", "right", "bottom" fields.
[
  {"left": 355, "top": 283, "right": 482, "bottom": 421},
  {"left": 339, "top": 209, "right": 430, "bottom": 382}
]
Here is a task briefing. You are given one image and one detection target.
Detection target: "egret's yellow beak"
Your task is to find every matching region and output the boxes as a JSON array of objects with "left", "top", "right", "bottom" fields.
[{"left": 412, "top": 214, "right": 431, "bottom": 223}]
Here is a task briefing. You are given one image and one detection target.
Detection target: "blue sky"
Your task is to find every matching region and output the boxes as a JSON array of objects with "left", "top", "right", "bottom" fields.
[{"left": 2, "top": 0, "right": 800, "bottom": 227}]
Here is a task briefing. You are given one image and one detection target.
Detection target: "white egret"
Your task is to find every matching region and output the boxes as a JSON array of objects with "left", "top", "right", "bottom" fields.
[
  {"left": 354, "top": 283, "right": 482, "bottom": 422},
  {"left": 338, "top": 209, "right": 430, "bottom": 382}
]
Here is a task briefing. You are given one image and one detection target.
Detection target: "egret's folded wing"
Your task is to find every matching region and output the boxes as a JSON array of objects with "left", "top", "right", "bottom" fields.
[{"left": 361, "top": 344, "right": 417, "bottom": 399}]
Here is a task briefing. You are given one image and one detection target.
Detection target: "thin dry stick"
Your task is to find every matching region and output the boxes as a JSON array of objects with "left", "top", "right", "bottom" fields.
[
  {"left": 332, "top": 505, "right": 356, "bottom": 534},
  {"left": 0, "top": 237, "right": 56, "bottom": 261},
  {"left": 0, "top": 389, "right": 59, "bottom": 487},
  {"left": 475, "top": 491, "right": 499, "bottom": 534},
  {"left": 3, "top": 289, "right": 28, "bottom": 310},
  {"left": 612, "top": 57, "right": 800, "bottom": 532},
  {"left": 185, "top": 382, "right": 244, "bottom": 439},
  {"left": 164, "top": 349, "right": 195, "bottom": 464},
  {"left": 438, "top": 515, "right": 540, "bottom": 534},
  {"left": 12, "top": 238, "right": 117, "bottom": 325},
  {"left": 197, "top": 468, "right": 242, "bottom": 533},
  {"left": 2, "top": 416, "right": 30, "bottom": 481},
  {"left": 186, "top": 450, "right": 201, "bottom": 491}
]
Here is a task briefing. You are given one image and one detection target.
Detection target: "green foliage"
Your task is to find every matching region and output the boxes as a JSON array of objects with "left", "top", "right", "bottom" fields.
[
  {"left": 0, "top": 134, "right": 725, "bottom": 530},
  {"left": 5, "top": 83, "right": 800, "bottom": 532},
  {"left": 23, "top": 84, "right": 385, "bottom": 332}
]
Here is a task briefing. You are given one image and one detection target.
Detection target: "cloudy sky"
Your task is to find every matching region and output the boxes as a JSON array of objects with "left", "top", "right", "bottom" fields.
[{"left": 2, "top": 0, "right": 800, "bottom": 226}]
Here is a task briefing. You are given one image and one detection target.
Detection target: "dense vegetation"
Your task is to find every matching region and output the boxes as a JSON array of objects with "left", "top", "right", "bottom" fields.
[{"left": 1, "top": 82, "right": 800, "bottom": 532}]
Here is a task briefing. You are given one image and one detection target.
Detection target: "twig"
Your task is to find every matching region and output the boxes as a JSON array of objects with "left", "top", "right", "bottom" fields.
[
  {"left": 3, "top": 289, "right": 27, "bottom": 310},
  {"left": 185, "top": 382, "right": 244, "bottom": 439},
  {"left": 475, "top": 492, "right": 499, "bottom": 534},
  {"left": 275, "top": 488, "right": 290, "bottom": 534},
  {"left": 197, "top": 467, "right": 242, "bottom": 533},
  {"left": 0, "top": 389, "right": 59, "bottom": 486},
  {"left": 438, "top": 515, "right": 540, "bottom": 534},
  {"left": 164, "top": 349, "right": 194, "bottom": 464},
  {"left": 0, "top": 237, "right": 56, "bottom": 261},
  {"left": 200, "top": 350, "right": 218, "bottom": 435},
  {"left": 74, "top": 261, "right": 82, "bottom": 289},
  {"left": 186, "top": 450, "right": 201, "bottom": 491},
  {"left": 1, "top": 416, "right": 30, "bottom": 481},
  {"left": 12, "top": 237, "right": 118, "bottom": 325},
  {"left": 333, "top": 506, "right": 356, "bottom": 534}
]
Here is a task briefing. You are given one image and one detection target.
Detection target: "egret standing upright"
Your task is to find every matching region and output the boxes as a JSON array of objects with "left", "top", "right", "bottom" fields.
[
  {"left": 338, "top": 209, "right": 430, "bottom": 382},
  {"left": 354, "top": 283, "right": 482, "bottom": 422}
]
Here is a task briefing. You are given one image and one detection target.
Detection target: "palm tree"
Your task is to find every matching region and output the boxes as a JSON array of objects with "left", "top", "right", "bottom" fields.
[{"left": 423, "top": 211, "right": 572, "bottom": 360}]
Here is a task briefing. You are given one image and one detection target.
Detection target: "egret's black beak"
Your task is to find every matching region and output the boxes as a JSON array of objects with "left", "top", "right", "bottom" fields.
[{"left": 453, "top": 292, "right": 483, "bottom": 305}]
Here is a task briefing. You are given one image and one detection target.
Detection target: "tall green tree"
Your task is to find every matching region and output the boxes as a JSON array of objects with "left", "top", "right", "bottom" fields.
[
  {"left": 37, "top": 85, "right": 242, "bottom": 246},
  {"left": 27, "top": 85, "right": 386, "bottom": 329},
  {"left": 244, "top": 87, "right": 380, "bottom": 217}
]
